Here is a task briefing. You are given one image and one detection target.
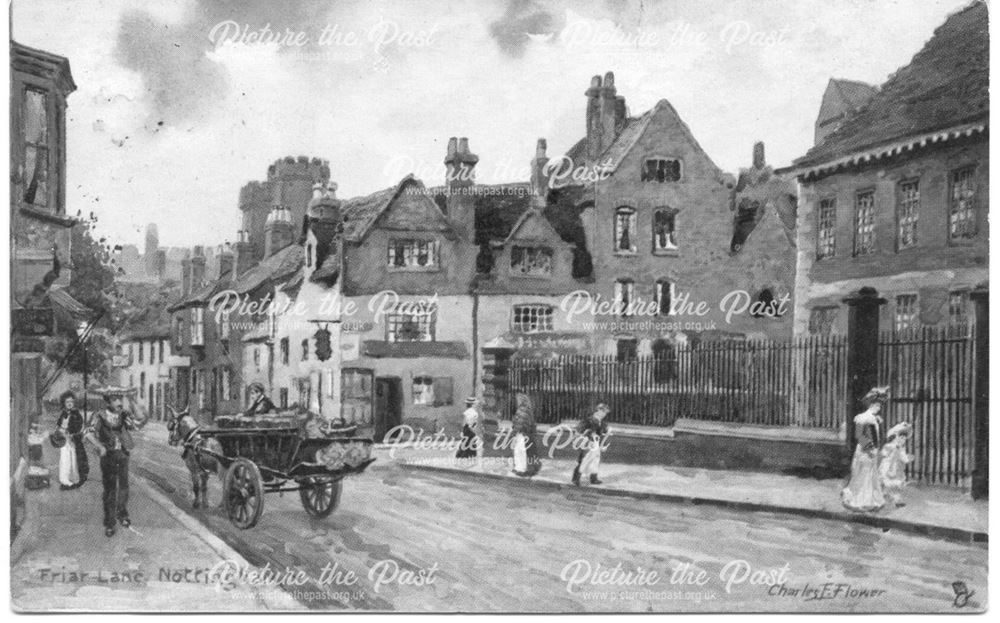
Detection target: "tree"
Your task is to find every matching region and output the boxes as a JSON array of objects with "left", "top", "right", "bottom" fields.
[{"left": 45, "top": 213, "right": 123, "bottom": 378}]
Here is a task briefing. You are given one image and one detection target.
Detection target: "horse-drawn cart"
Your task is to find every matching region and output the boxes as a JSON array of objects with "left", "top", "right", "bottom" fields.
[{"left": 193, "top": 422, "right": 375, "bottom": 529}]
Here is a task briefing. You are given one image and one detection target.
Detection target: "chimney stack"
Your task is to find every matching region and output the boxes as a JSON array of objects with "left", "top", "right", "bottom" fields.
[
  {"left": 234, "top": 230, "right": 253, "bottom": 276},
  {"left": 264, "top": 205, "right": 295, "bottom": 258},
  {"left": 181, "top": 251, "right": 192, "bottom": 296},
  {"left": 585, "top": 74, "right": 603, "bottom": 162},
  {"left": 218, "top": 242, "right": 234, "bottom": 280},
  {"left": 307, "top": 181, "right": 342, "bottom": 223},
  {"left": 586, "top": 71, "right": 627, "bottom": 165},
  {"left": 444, "top": 137, "right": 478, "bottom": 243},
  {"left": 191, "top": 246, "right": 207, "bottom": 291},
  {"left": 753, "top": 141, "right": 766, "bottom": 169},
  {"left": 530, "top": 138, "right": 549, "bottom": 209}
]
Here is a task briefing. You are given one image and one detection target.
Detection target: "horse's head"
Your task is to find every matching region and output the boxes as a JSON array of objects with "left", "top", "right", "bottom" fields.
[{"left": 165, "top": 404, "right": 191, "bottom": 447}]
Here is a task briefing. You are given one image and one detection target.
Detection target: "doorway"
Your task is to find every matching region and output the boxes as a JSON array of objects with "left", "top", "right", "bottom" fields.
[{"left": 374, "top": 376, "right": 403, "bottom": 442}]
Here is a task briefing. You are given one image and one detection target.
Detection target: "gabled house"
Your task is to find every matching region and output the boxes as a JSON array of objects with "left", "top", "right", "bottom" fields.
[
  {"left": 557, "top": 72, "right": 796, "bottom": 359},
  {"left": 781, "top": 1, "right": 988, "bottom": 336},
  {"left": 334, "top": 150, "right": 480, "bottom": 438},
  {"left": 474, "top": 139, "right": 596, "bottom": 362}
]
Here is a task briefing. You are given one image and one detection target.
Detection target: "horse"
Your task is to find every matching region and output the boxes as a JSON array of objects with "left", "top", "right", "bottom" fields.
[{"left": 166, "top": 405, "right": 226, "bottom": 509}]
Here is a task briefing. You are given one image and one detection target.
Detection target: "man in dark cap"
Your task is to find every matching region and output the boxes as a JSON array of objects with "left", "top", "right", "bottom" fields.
[{"left": 85, "top": 388, "right": 140, "bottom": 537}]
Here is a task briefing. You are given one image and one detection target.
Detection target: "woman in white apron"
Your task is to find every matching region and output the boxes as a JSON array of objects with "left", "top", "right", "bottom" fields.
[{"left": 55, "top": 391, "right": 88, "bottom": 489}]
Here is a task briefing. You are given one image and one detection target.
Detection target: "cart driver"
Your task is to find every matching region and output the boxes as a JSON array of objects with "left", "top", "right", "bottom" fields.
[{"left": 244, "top": 382, "right": 277, "bottom": 417}]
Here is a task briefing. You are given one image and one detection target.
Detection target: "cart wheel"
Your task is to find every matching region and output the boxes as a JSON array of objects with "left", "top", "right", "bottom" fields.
[
  {"left": 299, "top": 478, "right": 342, "bottom": 518},
  {"left": 224, "top": 458, "right": 264, "bottom": 529}
]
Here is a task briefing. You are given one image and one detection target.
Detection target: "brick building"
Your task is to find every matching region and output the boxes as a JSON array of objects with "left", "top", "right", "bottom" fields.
[{"left": 782, "top": 2, "right": 988, "bottom": 336}]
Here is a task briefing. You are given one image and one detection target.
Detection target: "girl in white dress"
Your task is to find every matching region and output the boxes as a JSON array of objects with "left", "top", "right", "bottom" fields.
[
  {"left": 841, "top": 386, "right": 889, "bottom": 512},
  {"left": 880, "top": 421, "right": 913, "bottom": 507}
]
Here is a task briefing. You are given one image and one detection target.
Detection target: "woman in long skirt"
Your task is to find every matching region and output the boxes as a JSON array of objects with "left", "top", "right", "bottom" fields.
[
  {"left": 56, "top": 390, "right": 89, "bottom": 490},
  {"left": 455, "top": 397, "right": 481, "bottom": 461},
  {"left": 511, "top": 393, "right": 541, "bottom": 477},
  {"left": 841, "top": 386, "right": 888, "bottom": 512}
]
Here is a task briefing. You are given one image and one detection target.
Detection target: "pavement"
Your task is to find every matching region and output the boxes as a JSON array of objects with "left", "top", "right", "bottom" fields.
[
  {"left": 386, "top": 443, "right": 988, "bottom": 544},
  {"left": 10, "top": 419, "right": 304, "bottom": 612}
]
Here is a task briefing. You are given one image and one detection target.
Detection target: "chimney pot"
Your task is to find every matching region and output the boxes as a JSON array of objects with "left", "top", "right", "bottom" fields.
[
  {"left": 536, "top": 138, "right": 547, "bottom": 158},
  {"left": 591, "top": 75, "right": 602, "bottom": 88},
  {"left": 604, "top": 71, "right": 615, "bottom": 87},
  {"left": 458, "top": 137, "right": 469, "bottom": 154},
  {"left": 446, "top": 137, "right": 458, "bottom": 158}
]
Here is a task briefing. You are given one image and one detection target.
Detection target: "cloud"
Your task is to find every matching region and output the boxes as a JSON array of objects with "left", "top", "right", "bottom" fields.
[
  {"left": 489, "top": 0, "right": 560, "bottom": 57},
  {"left": 487, "top": 0, "right": 650, "bottom": 57},
  {"left": 112, "top": 0, "right": 335, "bottom": 126},
  {"left": 114, "top": 8, "right": 228, "bottom": 126}
]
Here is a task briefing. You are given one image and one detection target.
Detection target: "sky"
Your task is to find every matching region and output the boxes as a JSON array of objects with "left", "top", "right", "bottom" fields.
[{"left": 13, "top": 0, "right": 975, "bottom": 248}]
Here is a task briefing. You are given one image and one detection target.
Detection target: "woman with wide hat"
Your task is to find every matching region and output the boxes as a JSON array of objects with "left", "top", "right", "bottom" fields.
[
  {"left": 54, "top": 390, "right": 89, "bottom": 490},
  {"left": 841, "top": 386, "right": 889, "bottom": 512}
]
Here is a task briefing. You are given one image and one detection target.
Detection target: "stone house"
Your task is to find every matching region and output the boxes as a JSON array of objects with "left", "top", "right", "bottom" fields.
[
  {"left": 781, "top": 2, "right": 988, "bottom": 337},
  {"left": 556, "top": 72, "right": 796, "bottom": 360}
]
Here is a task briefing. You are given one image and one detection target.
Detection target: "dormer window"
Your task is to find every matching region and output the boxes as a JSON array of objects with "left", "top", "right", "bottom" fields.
[
  {"left": 510, "top": 246, "right": 553, "bottom": 277},
  {"left": 641, "top": 158, "right": 681, "bottom": 183},
  {"left": 653, "top": 209, "right": 678, "bottom": 253},
  {"left": 614, "top": 207, "right": 637, "bottom": 254},
  {"left": 388, "top": 239, "right": 439, "bottom": 270}
]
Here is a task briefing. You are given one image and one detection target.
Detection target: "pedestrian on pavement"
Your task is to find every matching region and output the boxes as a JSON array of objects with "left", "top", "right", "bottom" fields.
[
  {"left": 841, "top": 386, "right": 888, "bottom": 513},
  {"left": 55, "top": 391, "right": 88, "bottom": 490},
  {"left": 85, "top": 388, "right": 141, "bottom": 537},
  {"left": 455, "top": 396, "right": 483, "bottom": 465},
  {"left": 511, "top": 393, "right": 541, "bottom": 477},
  {"left": 572, "top": 403, "right": 610, "bottom": 486},
  {"left": 880, "top": 421, "right": 913, "bottom": 508},
  {"left": 244, "top": 382, "right": 277, "bottom": 417}
]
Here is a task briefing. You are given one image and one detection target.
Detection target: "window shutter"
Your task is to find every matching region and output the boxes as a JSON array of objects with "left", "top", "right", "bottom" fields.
[{"left": 432, "top": 377, "right": 453, "bottom": 406}]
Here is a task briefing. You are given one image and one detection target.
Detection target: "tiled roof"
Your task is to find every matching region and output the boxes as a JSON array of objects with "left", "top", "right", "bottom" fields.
[
  {"left": 232, "top": 244, "right": 304, "bottom": 295},
  {"left": 340, "top": 176, "right": 417, "bottom": 242},
  {"left": 595, "top": 112, "right": 654, "bottom": 172},
  {"left": 794, "top": 2, "right": 988, "bottom": 167},
  {"left": 171, "top": 279, "right": 225, "bottom": 310},
  {"left": 121, "top": 322, "right": 171, "bottom": 341}
]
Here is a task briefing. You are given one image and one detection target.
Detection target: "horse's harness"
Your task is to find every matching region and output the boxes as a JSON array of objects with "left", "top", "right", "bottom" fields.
[{"left": 178, "top": 419, "right": 212, "bottom": 474}]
